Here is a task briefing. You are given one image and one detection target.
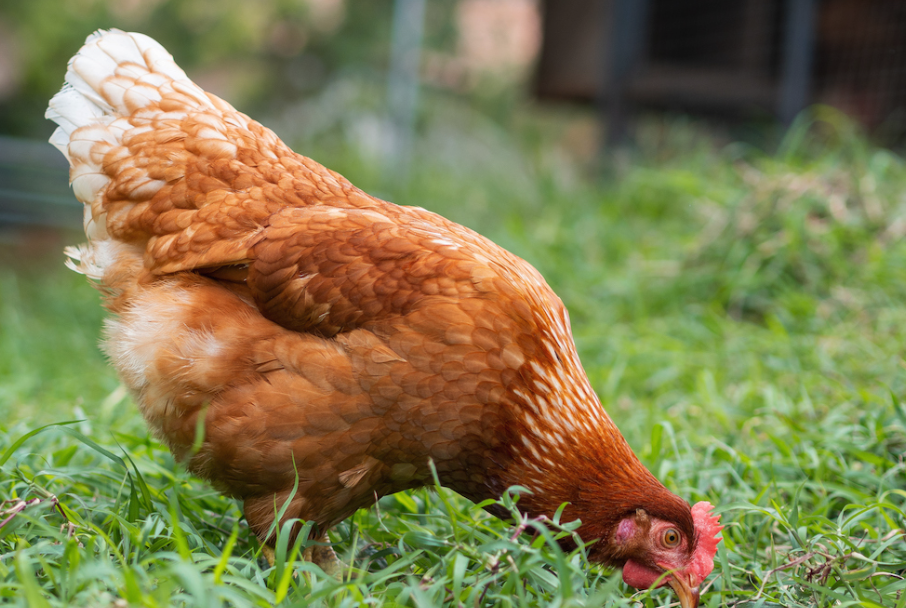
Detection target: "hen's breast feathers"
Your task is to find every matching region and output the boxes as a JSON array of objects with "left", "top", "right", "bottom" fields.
[{"left": 48, "top": 30, "right": 652, "bottom": 535}]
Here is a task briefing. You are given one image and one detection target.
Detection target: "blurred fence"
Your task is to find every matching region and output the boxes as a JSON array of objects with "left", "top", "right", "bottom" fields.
[
  {"left": 536, "top": 0, "right": 906, "bottom": 144},
  {"left": 0, "top": 136, "right": 78, "bottom": 230}
]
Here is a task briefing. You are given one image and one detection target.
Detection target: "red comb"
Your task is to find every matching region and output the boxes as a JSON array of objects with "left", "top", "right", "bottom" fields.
[{"left": 690, "top": 501, "right": 723, "bottom": 584}]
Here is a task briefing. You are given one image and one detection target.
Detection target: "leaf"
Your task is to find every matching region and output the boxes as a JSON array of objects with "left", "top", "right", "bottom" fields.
[
  {"left": 0, "top": 420, "right": 83, "bottom": 467},
  {"left": 213, "top": 522, "right": 240, "bottom": 585},
  {"left": 14, "top": 551, "right": 52, "bottom": 608}
]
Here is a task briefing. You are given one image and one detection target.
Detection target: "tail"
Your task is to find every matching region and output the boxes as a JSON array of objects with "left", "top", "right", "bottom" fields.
[
  {"left": 45, "top": 30, "right": 265, "bottom": 281},
  {"left": 46, "top": 29, "right": 224, "bottom": 241}
]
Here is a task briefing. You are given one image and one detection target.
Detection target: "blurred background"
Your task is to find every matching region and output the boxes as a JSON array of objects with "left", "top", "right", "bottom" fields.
[
  {"left": 2, "top": 0, "right": 906, "bottom": 244},
  {"left": 4, "top": 5, "right": 906, "bottom": 604}
]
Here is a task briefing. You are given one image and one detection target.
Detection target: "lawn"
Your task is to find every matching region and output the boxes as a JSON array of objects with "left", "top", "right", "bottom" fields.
[{"left": 0, "top": 104, "right": 904, "bottom": 607}]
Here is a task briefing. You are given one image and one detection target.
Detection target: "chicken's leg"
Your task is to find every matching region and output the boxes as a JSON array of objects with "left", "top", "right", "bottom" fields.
[
  {"left": 260, "top": 532, "right": 339, "bottom": 575},
  {"left": 304, "top": 532, "right": 340, "bottom": 574}
]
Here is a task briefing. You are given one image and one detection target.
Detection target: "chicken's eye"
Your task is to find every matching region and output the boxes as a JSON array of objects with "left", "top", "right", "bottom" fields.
[{"left": 662, "top": 528, "right": 681, "bottom": 548}]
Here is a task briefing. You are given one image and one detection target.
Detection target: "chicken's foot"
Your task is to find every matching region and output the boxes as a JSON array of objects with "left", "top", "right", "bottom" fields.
[{"left": 260, "top": 532, "right": 340, "bottom": 575}]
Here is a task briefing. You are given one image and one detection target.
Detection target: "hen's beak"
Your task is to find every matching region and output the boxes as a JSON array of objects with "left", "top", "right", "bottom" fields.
[{"left": 666, "top": 573, "right": 700, "bottom": 608}]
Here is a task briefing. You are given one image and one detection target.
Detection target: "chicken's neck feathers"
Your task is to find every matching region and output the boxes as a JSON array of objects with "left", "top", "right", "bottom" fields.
[{"left": 489, "top": 326, "right": 689, "bottom": 562}]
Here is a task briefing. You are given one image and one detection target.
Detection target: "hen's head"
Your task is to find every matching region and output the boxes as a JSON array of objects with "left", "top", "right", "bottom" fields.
[{"left": 607, "top": 501, "right": 722, "bottom": 608}]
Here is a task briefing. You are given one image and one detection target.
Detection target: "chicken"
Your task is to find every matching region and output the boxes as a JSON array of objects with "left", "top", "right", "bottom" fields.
[{"left": 47, "top": 30, "right": 722, "bottom": 606}]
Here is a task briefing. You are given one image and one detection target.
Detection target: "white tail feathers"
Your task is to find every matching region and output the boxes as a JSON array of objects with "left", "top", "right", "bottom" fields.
[
  {"left": 46, "top": 29, "right": 219, "bottom": 274},
  {"left": 64, "top": 240, "right": 144, "bottom": 285},
  {"left": 46, "top": 29, "right": 212, "bottom": 164},
  {"left": 48, "top": 30, "right": 255, "bottom": 280}
]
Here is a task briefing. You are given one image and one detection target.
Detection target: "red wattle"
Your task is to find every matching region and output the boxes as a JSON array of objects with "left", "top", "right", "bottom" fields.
[{"left": 622, "top": 559, "right": 667, "bottom": 590}]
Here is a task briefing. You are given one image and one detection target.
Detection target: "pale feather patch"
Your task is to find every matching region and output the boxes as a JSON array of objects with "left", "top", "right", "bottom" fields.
[
  {"left": 71, "top": 170, "right": 110, "bottom": 205},
  {"left": 84, "top": 206, "right": 108, "bottom": 240},
  {"left": 95, "top": 31, "right": 147, "bottom": 70},
  {"left": 65, "top": 239, "right": 141, "bottom": 281},
  {"left": 339, "top": 457, "right": 380, "bottom": 488},
  {"left": 123, "top": 82, "right": 164, "bottom": 112},
  {"left": 103, "top": 285, "right": 225, "bottom": 421},
  {"left": 129, "top": 32, "right": 191, "bottom": 81},
  {"left": 65, "top": 138, "right": 107, "bottom": 167}
]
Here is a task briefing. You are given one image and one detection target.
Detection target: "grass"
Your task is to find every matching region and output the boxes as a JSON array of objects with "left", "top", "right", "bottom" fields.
[{"left": 1, "top": 103, "right": 905, "bottom": 607}]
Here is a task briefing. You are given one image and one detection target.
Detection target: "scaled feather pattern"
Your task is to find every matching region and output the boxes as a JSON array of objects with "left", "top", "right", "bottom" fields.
[{"left": 48, "top": 30, "right": 722, "bottom": 607}]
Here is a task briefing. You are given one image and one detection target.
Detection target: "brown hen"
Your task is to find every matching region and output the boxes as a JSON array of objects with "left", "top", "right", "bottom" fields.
[{"left": 47, "top": 30, "right": 722, "bottom": 607}]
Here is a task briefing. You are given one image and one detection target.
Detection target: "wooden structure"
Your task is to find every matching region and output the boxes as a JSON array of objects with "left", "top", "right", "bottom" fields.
[{"left": 536, "top": 0, "right": 906, "bottom": 143}]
